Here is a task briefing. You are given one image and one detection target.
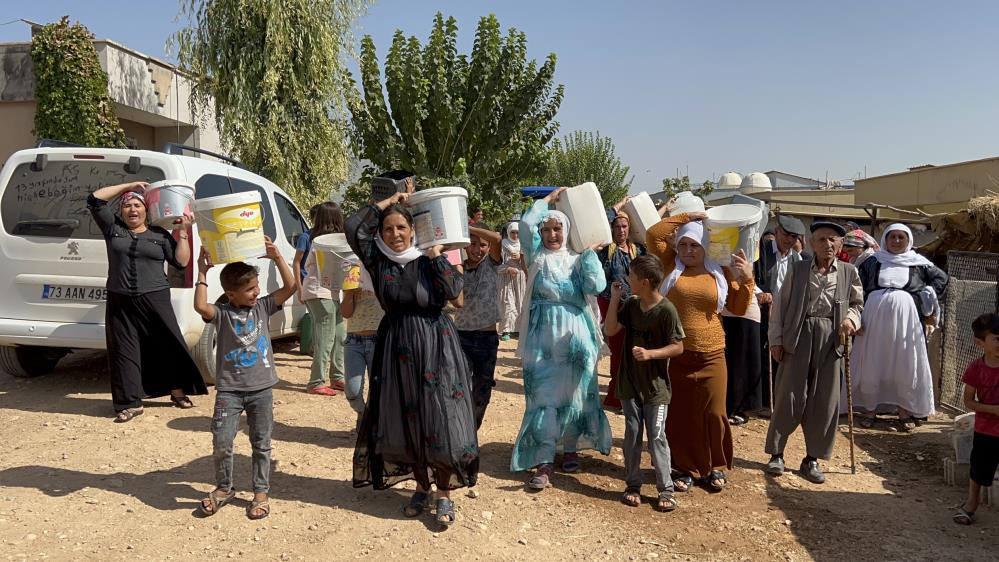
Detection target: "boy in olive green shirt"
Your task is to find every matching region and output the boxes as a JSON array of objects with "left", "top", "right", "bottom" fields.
[{"left": 605, "top": 255, "right": 685, "bottom": 512}]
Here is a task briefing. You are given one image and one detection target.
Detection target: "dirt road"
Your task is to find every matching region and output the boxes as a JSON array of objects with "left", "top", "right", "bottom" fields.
[{"left": 0, "top": 340, "right": 993, "bottom": 561}]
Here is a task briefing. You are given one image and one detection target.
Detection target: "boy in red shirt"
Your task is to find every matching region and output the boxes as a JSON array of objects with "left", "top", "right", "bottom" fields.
[{"left": 954, "top": 312, "right": 999, "bottom": 525}]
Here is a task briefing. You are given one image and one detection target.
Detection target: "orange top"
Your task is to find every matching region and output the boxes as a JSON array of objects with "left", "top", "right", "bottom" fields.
[{"left": 646, "top": 213, "right": 755, "bottom": 353}]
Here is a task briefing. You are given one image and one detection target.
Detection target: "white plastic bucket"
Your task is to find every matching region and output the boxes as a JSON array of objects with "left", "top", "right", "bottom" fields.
[
  {"left": 668, "top": 191, "right": 705, "bottom": 216},
  {"left": 191, "top": 191, "right": 266, "bottom": 264},
  {"left": 705, "top": 204, "right": 763, "bottom": 263},
  {"left": 312, "top": 233, "right": 356, "bottom": 290},
  {"left": 554, "top": 182, "right": 611, "bottom": 253},
  {"left": 145, "top": 180, "right": 195, "bottom": 229},
  {"left": 407, "top": 187, "right": 470, "bottom": 250},
  {"left": 622, "top": 191, "right": 660, "bottom": 245}
]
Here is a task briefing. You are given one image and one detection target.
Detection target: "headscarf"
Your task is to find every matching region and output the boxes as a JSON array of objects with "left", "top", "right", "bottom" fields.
[
  {"left": 516, "top": 208, "right": 605, "bottom": 359},
  {"left": 502, "top": 221, "right": 521, "bottom": 257},
  {"left": 659, "top": 221, "right": 729, "bottom": 313},
  {"left": 872, "top": 223, "right": 939, "bottom": 322},
  {"left": 119, "top": 191, "right": 145, "bottom": 209},
  {"left": 873, "top": 224, "right": 932, "bottom": 268},
  {"left": 374, "top": 211, "right": 423, "bottom": 265}
]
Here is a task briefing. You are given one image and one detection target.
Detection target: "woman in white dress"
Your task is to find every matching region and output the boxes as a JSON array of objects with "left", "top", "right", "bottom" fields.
[
  {"left": 848, "top": 224, "right": 948, "bottom": 431},
  {"left": 498, "top": 222, "right": 526, "bottom": 341}
]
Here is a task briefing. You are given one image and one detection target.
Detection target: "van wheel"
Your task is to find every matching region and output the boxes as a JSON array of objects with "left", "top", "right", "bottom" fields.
[
  {"left": 0, "top": 346, "right": 67, "bottom": 378},
  {"left": 193, "top": 323, "right": 217, "bottom": 386}
]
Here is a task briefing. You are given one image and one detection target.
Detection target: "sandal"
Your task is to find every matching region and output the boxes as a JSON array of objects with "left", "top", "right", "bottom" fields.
[
  {"left": 307, "top": 385, "right": 337, "bottom": 396},
  {"left": 729, "top": 414, "right": 747, "bottom": 426},
  {"left": 403, "top": 491, "right": 431, "bottom": 517},
  {"left": 199, "top": 488, "right": 235, "bottom": 516},
  {"left": 170, "top": 395, "right": 194, "bottom": 409},
  {"left": 435, "top": 497, "right": 456, "bottom": 527},
  {"left": 561, "top": 452, "right": 581, "bottom": 473},
  {"left": 859, "top": 415, "right": 875, "bottom": 429},
  {"left": 897, "top": 417, "right": 917, "bottom": 432},
  {"left": 330, "top": 380, "right": 346, "bottom": 392},
  {"left": 247, "top": 498, "right": 270, "bottom": 520},
  {"left": 673, "top": 475, "right": 693, "bottom": 493},
  {"left": 953, "top": 505, "right": 976, "bottom": 525},
  {"left": 114, "top": 407, "right": 144, "bottom": 423},
  {"left": 621, "top": 488, "right": 641, "bottom": 508},
  {"left": 656, "top": 492, "right": 678, "bottom": 513},
  {"left": 527, "top": 464, "right": 553, "bottom": 490},
  {"left": 706, "top": 470, "right": 727, "bottom": 492}
]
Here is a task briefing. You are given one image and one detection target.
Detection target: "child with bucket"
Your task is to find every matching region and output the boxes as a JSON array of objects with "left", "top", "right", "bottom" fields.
[
  {"left": 300, "top": 202, "right": 348, "bottom": 396},
  {"left": 340, "top": 260, "right": 385, "bottom": 427},
  {"left": 193, "top": 236, "right": 298, "bottom": 520}
]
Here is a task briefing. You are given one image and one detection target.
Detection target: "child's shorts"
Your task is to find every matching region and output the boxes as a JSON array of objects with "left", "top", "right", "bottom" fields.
[{"left": 970, "top": 431, "right": 999, "bottom": 487}]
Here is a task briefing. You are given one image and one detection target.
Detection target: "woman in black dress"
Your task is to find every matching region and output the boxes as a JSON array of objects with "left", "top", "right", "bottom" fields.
[
  {"left": 345, "top": 189, "right": 478, "bottom": 528},
  {"left": 88, "top": 181, "right": 207, "bottom": 422}
]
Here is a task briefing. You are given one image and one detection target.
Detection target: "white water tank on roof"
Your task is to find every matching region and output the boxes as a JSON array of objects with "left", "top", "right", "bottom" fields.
[
  {"left": 740, "top": 172, "right": 772, "bottom": 195},
  {"left": 718, "top": 172, "right": 742, "bottom": 190}
]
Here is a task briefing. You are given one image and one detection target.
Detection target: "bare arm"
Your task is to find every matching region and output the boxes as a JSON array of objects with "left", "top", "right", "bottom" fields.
[
  {"left": 964, "top": 385, "right": 999, "bottom": 416},
  {"left": 92, "top": 181, "right": 147, "bottom": 201},
  {"left": 341, "top": 288, "right": 359, "bottom": 319},
  {"left": 604, "top": 283, "right": 625, "bottom": 337},
  {"left": 193, "top": 249, "right": 216, "bottom": 322},
  {"left": 470, "top": 225, "right": 503, "bottom": 263},
  {"left": 266, "top": 237, "right": 299, "bottom": 305},
  {"left": 633, "top": 340, "right": 684, "bottom": 361}
]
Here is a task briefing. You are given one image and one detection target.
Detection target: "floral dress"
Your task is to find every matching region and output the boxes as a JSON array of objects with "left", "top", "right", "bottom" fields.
[
  {"left": 345, "top": 205, "right": 479, "bottom": 490},
  {"left": 510, "top": 201, "right": 612, "bottom": 472}
]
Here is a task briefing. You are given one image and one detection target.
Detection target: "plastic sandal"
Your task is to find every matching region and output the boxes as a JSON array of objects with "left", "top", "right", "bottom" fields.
[
  {"left": 199, "top": 488, "right": 235, "bottom": 516},
  {"left": 330, "top": 380, "right": 346, "bottom": 392},
  {"left": 403, "top": 491, "right": 430, "bottom": 517},
  {"left": 621, "top": 488, "right": 641, "bottom": 507},
  {"left": 656, "top": 492, "right": 678, "bottom": 512},
  {"left": 170, "top": 395, "right": 194, "bottom": 409},
  {"left": 707, "top": 470, "right": 727, "bottom": 492},
  {"left": 435, "top": 497, "right": 456, "bottom": 527},
  {"left": 247, "top": 499, "right": 270, "bottom": 520},
  {"left": 114, "top": 407, "right": 144, "bottom": 423},
  {"left": 953, "top": 505, "right": 975, "bottom": 525},
  {"left": 673, "top": 475, "right": 693, "bottom": 492},
  {"left": 527, "top": 464, "right": 553, "bottom": 490},
  {"left": 561, "top": 452, "right": 581, "bottom": 473},
  {"left": 307, "top": 386, "right": 337, "bottom": 396}
]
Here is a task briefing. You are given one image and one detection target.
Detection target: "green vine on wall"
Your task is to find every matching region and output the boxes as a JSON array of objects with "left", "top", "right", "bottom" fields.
[{"left": 31, "top": 16, "right": 126, "bottom": 147}]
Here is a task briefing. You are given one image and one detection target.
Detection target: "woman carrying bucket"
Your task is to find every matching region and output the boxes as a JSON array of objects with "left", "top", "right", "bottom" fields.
[
  {"left": 87, "top": 181, "right": 207, "bottom": 422},
  {"left": 344, "top": 187, "right": 478, "bottom": 529},
  {"left": 646, "top": 212, "right": 755, "bottom": 492},
  {"left": 301, "top": 202, "right": 348, "bottom": 396},
  {"left": 511, "top": 187, "right": 612, "bottom": 491}
]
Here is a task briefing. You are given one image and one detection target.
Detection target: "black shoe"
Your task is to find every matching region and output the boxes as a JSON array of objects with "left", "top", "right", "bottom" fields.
[
  {"left": 799, "top": 458, "right": 825, "bottom": 484},
  {"left": 766, "top": 455, "right": 785, "bottom": 476}
]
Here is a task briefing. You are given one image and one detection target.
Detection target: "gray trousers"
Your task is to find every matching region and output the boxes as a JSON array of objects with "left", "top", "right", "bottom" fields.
[
  {"left": 765, "top": 317, "right": 841, "bottom": 460},
  {"left": 622, "top": 398, "right": 675, "bottom": 493},
  {"left": 212, "top": 388, "right": 274, "bottom": 493}
]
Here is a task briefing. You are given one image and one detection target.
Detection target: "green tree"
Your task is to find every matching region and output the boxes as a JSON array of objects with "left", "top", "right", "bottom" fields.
[
  {"left": 346, "top": 13, "right": 564, "bottom": 221},
  {"left": 659, "top": 176, "right": 714, "bottom": 203},
  {"left": 173, "top": 0, "right": 368, "bottom": 208},
  {"left": 31, "top": 17, "right": 127, "bottom": 147},
  {"left": 538, "top": 131, "right": 633, "bottom": 205}
]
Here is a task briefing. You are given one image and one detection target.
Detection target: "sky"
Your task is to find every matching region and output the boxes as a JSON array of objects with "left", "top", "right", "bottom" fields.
[{"left": 3, "top": 0, "right": 998, "bottom": 191}]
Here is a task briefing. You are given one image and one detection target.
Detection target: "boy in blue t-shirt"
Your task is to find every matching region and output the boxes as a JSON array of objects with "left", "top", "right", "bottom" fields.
[{"left": 193, "top": 237, "right": 297, "bottom": 520}]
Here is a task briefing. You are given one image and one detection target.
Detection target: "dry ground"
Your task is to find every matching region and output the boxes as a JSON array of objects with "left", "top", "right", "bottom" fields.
[{"left": 0, "top": 339, "right": 995, "bottom": 561}]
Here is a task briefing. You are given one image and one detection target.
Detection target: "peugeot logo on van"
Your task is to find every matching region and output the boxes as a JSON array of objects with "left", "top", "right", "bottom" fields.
[{"left": 61, "top": 241, "right": 83, "bottom": 261}]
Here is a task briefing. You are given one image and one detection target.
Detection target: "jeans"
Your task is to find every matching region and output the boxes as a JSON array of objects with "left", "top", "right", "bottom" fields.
[
  {"left": 458, "top": 330, "right": 500, "bottom": 429},
  {"left": 306, "top": 299, "right": 345, "bottom": 387},
  {"left": 622, "top": 398, "right": 674, "bottom": 493},
  {"left": 212, "top": 388, "right": 273, "bottom": 493},
  {"left": 344, "top": 333, "right": 377, "bottom": 416}
]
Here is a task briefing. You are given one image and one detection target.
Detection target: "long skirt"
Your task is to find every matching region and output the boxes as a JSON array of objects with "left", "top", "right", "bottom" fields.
[
  {"left": 353, "top": 311, "right": 479, "bottom": 491},
  {"left": 722, "top": 316, "right": 763, "bottom": 416},
  {"left": 497, "top": 267, "right": 526, "bottom": 334},
  {"left": 666, "top": 349, "right": 733, "bottom": 479},
  {"left": 106, "top": 289, "right": 207, "bottom": 412},
  {"left": 597, "top": 297, "right": 624, "bottom": 409},
  {"left": 847, "top": 288, "right": 935, "bottom": 418}
]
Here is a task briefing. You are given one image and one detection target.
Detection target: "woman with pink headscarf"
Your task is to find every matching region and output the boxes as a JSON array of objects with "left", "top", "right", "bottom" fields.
[{"left": 88, "top": 181, "right": 205, "bottom": 422}]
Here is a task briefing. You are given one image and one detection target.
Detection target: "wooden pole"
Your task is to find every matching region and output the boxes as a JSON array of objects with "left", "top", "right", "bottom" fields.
[{"left": 844, "top": 335, "right": 857, "bottom": 474}]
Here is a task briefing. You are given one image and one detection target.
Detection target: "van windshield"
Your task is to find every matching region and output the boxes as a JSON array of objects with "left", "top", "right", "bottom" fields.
[{"left": 1, "top": 160, "right": 165, "bottom": 239}]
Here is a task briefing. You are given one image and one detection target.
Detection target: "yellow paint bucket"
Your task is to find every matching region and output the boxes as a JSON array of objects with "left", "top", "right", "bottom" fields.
[{"left": 191, "top": 191, "right": 266, "bottom": 264}]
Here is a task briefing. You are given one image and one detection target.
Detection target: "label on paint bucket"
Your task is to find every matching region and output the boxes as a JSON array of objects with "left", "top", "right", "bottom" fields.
[
  {"left": 200, "top": 204, "right": 265, "bottom": 264},
  {"left": 413, "top": 204, "right": 468, "bottom": 246}
]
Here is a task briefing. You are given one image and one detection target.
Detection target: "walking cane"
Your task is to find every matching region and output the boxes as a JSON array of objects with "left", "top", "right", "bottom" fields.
[
  {"left": 843, "top": 334, "right": 857, "bottom": 475},
  {"left": 767, "top": 346, "right": 774, "bottom": 413}
]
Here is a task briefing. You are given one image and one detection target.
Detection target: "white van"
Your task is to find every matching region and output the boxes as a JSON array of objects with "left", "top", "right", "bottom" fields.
[{"left": 0, "top": 144, "right": 310, "bottom": 383}]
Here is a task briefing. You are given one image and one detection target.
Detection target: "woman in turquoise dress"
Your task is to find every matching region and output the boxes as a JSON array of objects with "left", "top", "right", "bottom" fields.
[{"left": 511, "top": 187, "right": 613, "bottom": 490}]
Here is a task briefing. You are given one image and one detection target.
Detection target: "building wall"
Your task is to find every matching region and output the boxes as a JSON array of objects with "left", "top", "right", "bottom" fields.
[
  {"left": 0, "top": 101, "right": 37, "bottom": 164},
  {"left": 119, "top": 118, "right": 155, "bottom": 150},
  {"left": 855, "top": 158, "right": 999, "bottom": 212},
  {"left": 766, "top": 171, "right": 821, "bottom": 190}
]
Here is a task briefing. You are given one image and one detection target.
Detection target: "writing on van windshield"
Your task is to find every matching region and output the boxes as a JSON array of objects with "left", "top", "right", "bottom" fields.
[{"left": 2, "top": 162, "right": 164, "bottom": 239}]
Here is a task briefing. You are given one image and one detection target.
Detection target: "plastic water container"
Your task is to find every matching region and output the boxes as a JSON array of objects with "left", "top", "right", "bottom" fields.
[
  {"left": 705, "top": 204, "right": 764, "bottom": 263},
  {"left": 554, "top": 182, "right": 612, "bottom": 253},
  {"left": 730, "top": 193, "right": 771, "bottom": 262},
  {"left": 667, "top": 191, "right": 705, "bottom": 216},
  {"left": 407, "top": 187, "right": 470, "bottom": 250},
  {"left": 623, "top": 191, "right": 661, "bottom": 245},
  {"left": 191, "top": 191, "right": 266, "bottom": 264},
  {"left": 144, "top": 180, "right": 195, "bottom": 229},
  {"left": 953, "top": 412, "right": 976, "bottom": 464},
  {"left": 312, "top": 233, "right": 356, "bottom": 290}
]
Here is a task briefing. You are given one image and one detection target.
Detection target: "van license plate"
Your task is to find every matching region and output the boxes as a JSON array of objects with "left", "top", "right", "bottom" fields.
[{"left": 42, "top": 285, "right": 108, "bottom": 302}]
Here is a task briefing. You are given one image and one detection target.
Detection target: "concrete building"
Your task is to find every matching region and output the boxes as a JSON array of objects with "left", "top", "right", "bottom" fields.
[
  {"left": 0, "top": 34, "right": 224, "bottom": 164},
  {"left": 855, "top": 156, "right": 999, "bottom": 214},
  {"left": 765, "top": 170, "right": 825, "bottom": 190}
]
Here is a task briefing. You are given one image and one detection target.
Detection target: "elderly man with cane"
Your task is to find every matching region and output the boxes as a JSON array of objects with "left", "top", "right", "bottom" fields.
[{"left": 764, "top": 221, "right": 863, "bottom": 484}]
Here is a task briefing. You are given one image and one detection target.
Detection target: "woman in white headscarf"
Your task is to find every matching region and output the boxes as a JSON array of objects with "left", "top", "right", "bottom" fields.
[
  {"left": 510, "top": 187, "right": 612, "bottom": 490},
  {"left": 497, "top": 221, "right": 526, "bottom": 340},
  {"left": 848, "top": 223, "right": 948, "bottom": 431},
  {"left": 646, "top": 212, "right": 755, "bottom": 493}
]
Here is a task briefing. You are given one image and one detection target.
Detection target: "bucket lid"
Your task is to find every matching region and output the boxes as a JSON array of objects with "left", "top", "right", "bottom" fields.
[
  {"left": 191, "top": 190, "right": 262, "bottom": 211},
  {"left": 706, "top": 204, "right": 762, "bottom": 226},
  {"left": 147, "top": 179, "right": 195, "bottom": 192},
  {"left": 312, "top": 233, "right": 355, "bottom": 254},
  {"left": 408, "top": 186, "right": 468, "bottom": 205}
]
